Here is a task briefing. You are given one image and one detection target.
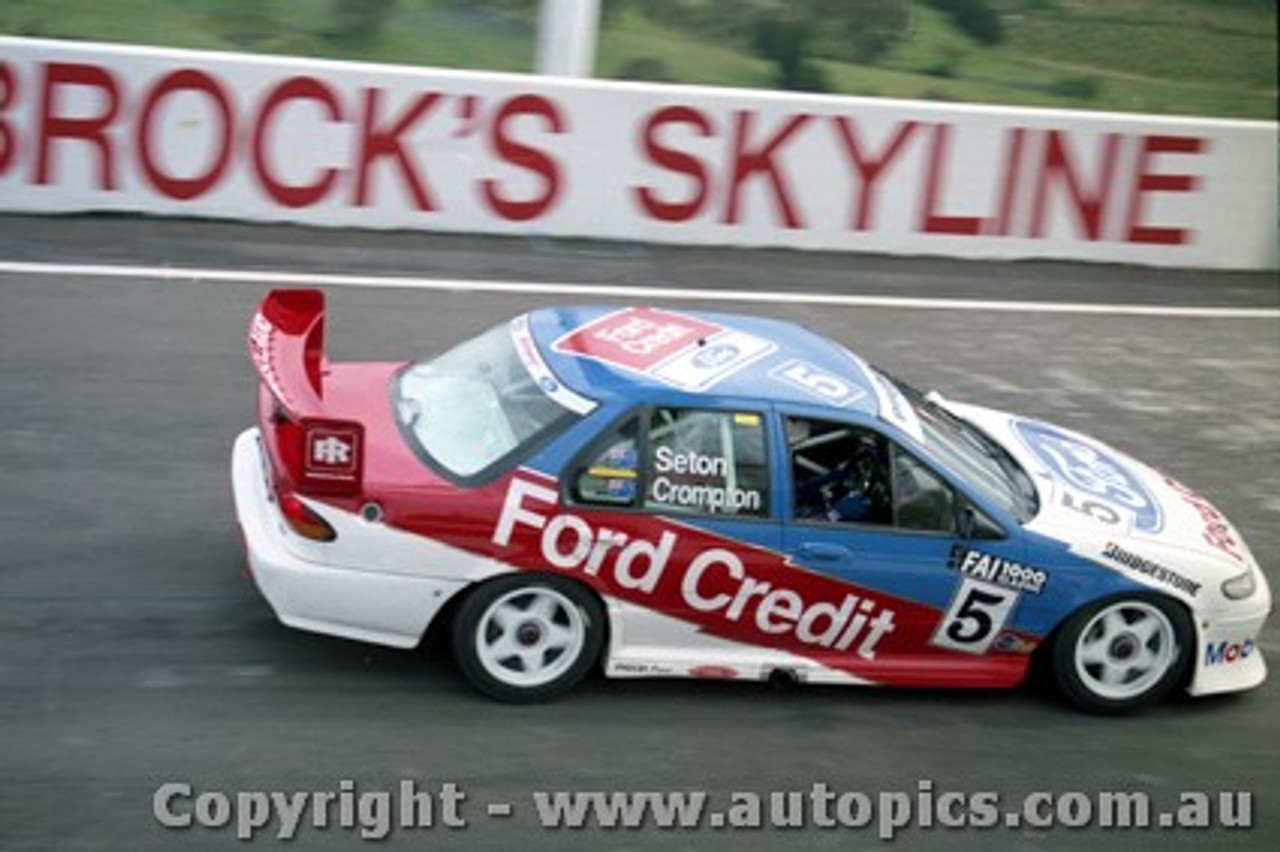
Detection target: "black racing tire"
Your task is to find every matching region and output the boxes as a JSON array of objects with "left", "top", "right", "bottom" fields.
[
  {"left": 451, "top": 574, "right": 605, "bottom": 703},
  {"left": 1051, "top": 593, "right": 1192, "bottom": 714}
]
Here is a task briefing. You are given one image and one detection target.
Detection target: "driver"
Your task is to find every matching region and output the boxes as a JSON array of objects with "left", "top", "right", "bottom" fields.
[{"left": 793, "top": 430, "right": 887, "bottom": 523}]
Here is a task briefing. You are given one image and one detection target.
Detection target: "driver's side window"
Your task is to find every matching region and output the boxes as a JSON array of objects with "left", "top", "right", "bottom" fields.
[
  {"left": 788, "top": 417, "right": 957, "bottom": 533},
  {"left": 788, "top": 418, "right": 891, "bottom": 526}
]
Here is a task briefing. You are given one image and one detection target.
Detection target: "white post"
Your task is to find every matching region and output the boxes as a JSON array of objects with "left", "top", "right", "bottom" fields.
[{"left": 535, "top": 0, "right": 601, "bottom": 77}]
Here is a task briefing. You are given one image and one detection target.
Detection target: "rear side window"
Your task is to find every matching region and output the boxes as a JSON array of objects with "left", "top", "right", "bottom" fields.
[
  {"left": 571, "top": 407, "right": 770, "bottom": 518},
  {"left": 573, "top": 418, "right": 641, "bottom": 507}
]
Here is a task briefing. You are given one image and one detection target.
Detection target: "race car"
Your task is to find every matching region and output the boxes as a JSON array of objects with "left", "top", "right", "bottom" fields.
[{"left": 230, "top": 291, "right": 1270, "bottom": 713}]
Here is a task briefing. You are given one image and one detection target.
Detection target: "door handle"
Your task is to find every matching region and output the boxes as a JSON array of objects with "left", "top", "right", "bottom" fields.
[{"left": 797, "top": 542, "right": 852, "bottom": 562}]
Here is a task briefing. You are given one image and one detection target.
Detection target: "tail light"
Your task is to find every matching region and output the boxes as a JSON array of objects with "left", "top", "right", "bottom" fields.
[
  {"left": 259, "top": 409, "right": 361, "bottom": 543},
  {"left": 277, "top": 490, "right": 337, "bottom": 542}
]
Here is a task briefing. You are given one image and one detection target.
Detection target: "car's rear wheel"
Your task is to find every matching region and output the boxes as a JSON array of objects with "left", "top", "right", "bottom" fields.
[
  {"left": 1052, "top": 594, "right": 1191, "bottom": 714},
  {"left": 452, "top": 574, "right": 604, "bottom": 702}
]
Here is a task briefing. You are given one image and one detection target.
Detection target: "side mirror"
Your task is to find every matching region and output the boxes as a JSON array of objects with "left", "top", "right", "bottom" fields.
[{"left": 958, "top": 504, "right": 1004, "bottom": 540}]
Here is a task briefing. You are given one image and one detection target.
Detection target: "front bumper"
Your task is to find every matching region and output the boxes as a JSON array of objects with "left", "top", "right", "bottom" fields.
[
  {"left": 230, "top": 427, "right": 465, "bottom": 648},
  {"left": 1187, "top": 600, "right": 1270, "bottom": 696}
]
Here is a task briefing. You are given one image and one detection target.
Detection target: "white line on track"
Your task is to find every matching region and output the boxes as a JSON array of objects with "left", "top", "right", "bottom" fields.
[{"left": 1, "top": 260, "right": 1277, "bottom": 319}]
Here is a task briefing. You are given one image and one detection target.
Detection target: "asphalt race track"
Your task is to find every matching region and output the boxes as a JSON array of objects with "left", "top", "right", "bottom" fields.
[{"left": 1, "top": 214, "right": 1277, "bottom": 851}]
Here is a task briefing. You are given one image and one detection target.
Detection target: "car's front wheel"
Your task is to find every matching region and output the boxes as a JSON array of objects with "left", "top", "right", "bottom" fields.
[
  {"left": 1052, "top": 594, "right": 1192, "bottom": 714},
  {"left": 452, "top": 574, "right": 605, "bottom": 702}
]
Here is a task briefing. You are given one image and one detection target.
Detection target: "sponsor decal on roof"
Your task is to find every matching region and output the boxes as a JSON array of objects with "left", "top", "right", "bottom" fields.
[
  {"left": 769, "top": 359, "right": 868, "bottom": 408},
  {"left": 1014, "top": 419, "right": 1163, "bottom": 533},
  {"left": 551, "top": 308, "right": 776, "bottom": 391}
]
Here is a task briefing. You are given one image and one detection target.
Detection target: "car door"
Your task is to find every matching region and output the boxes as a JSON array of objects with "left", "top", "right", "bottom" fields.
[
  {"left": 562, "top": 402, "right": 787, "bottom": 665},
  {"left": 779, "top": 411, "right": 1033, "bottom": 686}
]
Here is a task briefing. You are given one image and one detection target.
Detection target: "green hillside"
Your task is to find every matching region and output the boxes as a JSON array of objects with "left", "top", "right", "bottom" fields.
[{"left": 2, "top": 0, "right": 1275, "bottom": 119}]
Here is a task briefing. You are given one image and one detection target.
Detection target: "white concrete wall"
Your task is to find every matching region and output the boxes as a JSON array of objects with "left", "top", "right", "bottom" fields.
[{"left": 1, "top": 37, "right": 1275, "bottom": 270}]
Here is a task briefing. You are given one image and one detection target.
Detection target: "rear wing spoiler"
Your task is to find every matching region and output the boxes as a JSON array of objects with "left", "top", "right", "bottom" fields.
[
  {"left": 248, "top": 289, "right": 363, "bottom": 494},
  {"left": 248, "top": 289, "right": 327, "bottom": 418}
]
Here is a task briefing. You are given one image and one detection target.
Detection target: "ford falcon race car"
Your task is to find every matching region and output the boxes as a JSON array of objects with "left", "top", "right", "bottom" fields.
[{"left": 231, "top": 291, "right": 1269, "bottom": 713}]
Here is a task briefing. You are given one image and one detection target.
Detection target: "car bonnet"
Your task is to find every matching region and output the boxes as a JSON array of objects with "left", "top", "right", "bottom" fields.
[{"left": 943, "top": 400, "right": 1258, "bottom": 580}]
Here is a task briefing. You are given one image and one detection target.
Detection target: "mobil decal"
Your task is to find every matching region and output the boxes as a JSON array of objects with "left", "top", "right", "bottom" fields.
[{"left": 1205, "top": 638, "right": 1255, "bottom": 667}]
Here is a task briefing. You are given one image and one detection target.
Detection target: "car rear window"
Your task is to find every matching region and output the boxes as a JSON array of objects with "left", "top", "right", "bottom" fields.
[{"left": 395, "top": 322, "right": 577, "bottom": 479}]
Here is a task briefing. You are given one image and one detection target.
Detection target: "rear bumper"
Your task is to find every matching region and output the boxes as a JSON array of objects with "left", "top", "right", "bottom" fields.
[{"left": 230, "top": 427, "right": 466, "bottom": 648}]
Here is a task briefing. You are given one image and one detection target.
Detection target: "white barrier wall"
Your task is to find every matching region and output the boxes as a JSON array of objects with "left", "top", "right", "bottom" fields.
[{"left": 1, "top": 37, "right": 1276, "bottom": 270}]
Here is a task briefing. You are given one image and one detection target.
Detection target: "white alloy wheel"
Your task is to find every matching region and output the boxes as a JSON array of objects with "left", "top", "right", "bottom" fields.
[
  {"left": 475, "top": 586, "right": 586, "bottom": 687},
  {"left": 1073, "top": 601, "right": 1176, "bottom": 700},
  {"left": 1053, "top": 595, "right": 1190, "bottom": 714},
  {"left": 452, "top": 575, "right": 604, "bottom": 702}
]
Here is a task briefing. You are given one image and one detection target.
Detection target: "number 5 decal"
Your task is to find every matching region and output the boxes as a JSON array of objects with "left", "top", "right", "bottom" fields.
[
  {"left": 770, "top": 359, "right": 866, "bottom": 407},
  {"left": 932, "top": 578, "right": 1019, "bottom": 654}
]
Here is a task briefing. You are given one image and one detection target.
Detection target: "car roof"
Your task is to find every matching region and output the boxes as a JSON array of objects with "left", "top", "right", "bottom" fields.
[{"left": 526, "top": 306, "right": 884, "bottom": 417}]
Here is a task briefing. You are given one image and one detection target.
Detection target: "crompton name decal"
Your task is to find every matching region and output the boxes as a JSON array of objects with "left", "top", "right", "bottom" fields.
[
  {"left": 1101, "top": 541, "right": 1201, "bottom": 596},
  {"left": 492, "top": 475, "right": 896, "bottom": 660},
  {"left": 649, "top": 447, "right": 763, "bottom": 514}
]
